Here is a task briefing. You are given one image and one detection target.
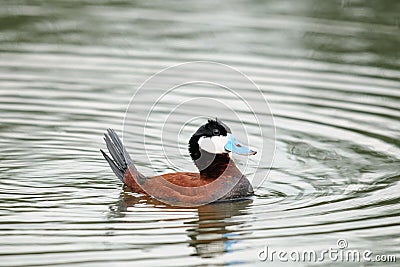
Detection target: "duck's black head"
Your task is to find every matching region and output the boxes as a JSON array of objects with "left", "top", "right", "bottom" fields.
[
  {"left": 188, "top": 119, "right": 256, "bottom": 175},
  {"left": 189, "top": 119, "right": 230, "bottom": 161}
]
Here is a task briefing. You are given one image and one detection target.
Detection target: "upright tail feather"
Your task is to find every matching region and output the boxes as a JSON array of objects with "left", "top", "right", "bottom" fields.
[
  {"left": 100, "top": 129, "right": 128, "bottom": 182},
  {"left": 100, "top": 129, "right": 138, "bottom": 183}
]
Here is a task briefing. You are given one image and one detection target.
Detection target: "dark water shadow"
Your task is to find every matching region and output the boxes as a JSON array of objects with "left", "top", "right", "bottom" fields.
[{"left": 109, "top": 187, "right": 253, "bottom": 259}]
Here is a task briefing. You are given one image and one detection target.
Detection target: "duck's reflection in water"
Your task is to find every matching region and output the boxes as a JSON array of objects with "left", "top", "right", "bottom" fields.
[
  {"left": 186, "top": 198, "right": 253, "bottom": 258},
  {"left": 109, "top": 188, "right": 253, "bottom": 259}
]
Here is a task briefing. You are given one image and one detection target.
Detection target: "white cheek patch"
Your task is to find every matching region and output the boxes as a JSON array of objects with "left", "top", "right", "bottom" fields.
[{"left": 198, "top": 135, "right": 229, "bottom": 154}]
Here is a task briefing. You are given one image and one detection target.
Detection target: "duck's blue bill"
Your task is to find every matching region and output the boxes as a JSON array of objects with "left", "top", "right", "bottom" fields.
[{"left": 224, "top": 133, "right": 257, "bottom": 155}]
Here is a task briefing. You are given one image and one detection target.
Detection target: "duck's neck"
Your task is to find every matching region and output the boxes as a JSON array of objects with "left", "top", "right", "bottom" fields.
[
  {"left": 192, "top": 149, "right": 230, "bottom": 179},
  {"left": 199, "top": 151, "right": 231, "bottom": 179},
  {"left": 188, "top": 135, "right": 233, "bottom": 179}
]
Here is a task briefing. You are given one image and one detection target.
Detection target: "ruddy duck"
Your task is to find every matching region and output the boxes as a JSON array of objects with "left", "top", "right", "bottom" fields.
[{"left": 101, "top": 119, "right": 256, "bottom": 205}]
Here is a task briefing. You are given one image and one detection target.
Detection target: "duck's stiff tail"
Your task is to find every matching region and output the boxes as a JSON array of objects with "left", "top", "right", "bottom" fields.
[{"left": 100, "top": 129, "right": 144, "bottom": 185}]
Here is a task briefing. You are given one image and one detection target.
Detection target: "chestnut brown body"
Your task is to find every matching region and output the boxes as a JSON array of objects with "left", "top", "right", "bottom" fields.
[{"left": 123, "top": 153, "right": 253, "bottom": 204}]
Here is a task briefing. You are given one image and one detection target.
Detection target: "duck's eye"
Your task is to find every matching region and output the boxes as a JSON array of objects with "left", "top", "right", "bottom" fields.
[{"left": 212, "top": 129, "right": 220, "bottom": 135}]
